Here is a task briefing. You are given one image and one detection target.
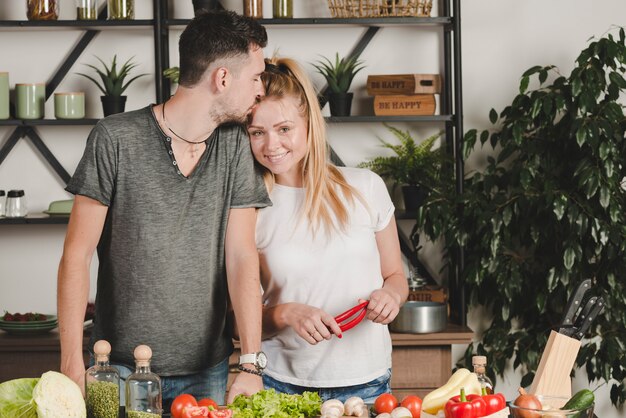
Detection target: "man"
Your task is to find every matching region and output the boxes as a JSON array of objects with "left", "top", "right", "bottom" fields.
[{"left": 57, "top": 10, "right": 270, "bottom": 409}]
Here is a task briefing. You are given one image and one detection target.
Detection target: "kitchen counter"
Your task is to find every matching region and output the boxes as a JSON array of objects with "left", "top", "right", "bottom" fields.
[{"left": 0, "top": 324, "right": 473, "bottom": 397}]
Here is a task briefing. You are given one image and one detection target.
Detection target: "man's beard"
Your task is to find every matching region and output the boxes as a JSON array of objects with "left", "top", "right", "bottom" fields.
[
  {"left": 213, "top": 99, "right": 255, "bottom": 126},
  {"left": 215, "top": 110, "right": 249, "bottom": 125}
]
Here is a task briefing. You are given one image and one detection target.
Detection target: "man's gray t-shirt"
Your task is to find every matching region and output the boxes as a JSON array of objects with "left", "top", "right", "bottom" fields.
[{"left": 66, "top": 106, "right": 271, "bottom": 375}]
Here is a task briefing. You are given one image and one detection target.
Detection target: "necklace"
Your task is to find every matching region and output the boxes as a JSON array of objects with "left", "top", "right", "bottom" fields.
[{"left": 161, "top": 101, "right": 206, "bottom": 159}]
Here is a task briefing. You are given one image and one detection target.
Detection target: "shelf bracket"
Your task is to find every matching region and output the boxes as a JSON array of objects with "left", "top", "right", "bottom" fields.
[
  {"left": 320, "top": 26, "right": 380, "bottom": 98},
  {"left": 46, "top": 29, "right": 100, "bottom": 99},
  {"left": 23, "top": 127, "right": 71, "bottom": 184},
  {"left": 0, "top": 127, "right": 26, "bottom": 167},
  {"left": 0, "top": 125, "right": 71, "bottom": 184}
]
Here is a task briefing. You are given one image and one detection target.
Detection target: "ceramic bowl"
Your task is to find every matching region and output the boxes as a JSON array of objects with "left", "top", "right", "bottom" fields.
[{"left": 508, "top": 395, "right": 594, "bottom": 418}]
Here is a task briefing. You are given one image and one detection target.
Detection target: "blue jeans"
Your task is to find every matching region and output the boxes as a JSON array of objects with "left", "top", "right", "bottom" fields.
[
  {"left": 263, "top": 369, "right": 391, "bottom": 403},
  {"left": 106, "top": 357, "right": 229, "bottom": 414}
]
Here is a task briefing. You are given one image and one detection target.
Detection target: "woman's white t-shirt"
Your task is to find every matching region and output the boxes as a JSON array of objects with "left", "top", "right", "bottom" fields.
[{"left": 256, "top": 167, "right": 395, "bottom": 387}]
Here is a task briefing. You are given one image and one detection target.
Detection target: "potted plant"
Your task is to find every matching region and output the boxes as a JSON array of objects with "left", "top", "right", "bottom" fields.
[
  {"left": 163, "top": 67, "right": 180, "bottom": 84},
  {"left": 77, "top": 55, "right": 147, "bottom": 116},
  {"left": 313, "top": 52, "right": 365, "bottom": 116},
  {"left": 415, "top": 29, "right": 626, "bottom": 405},
  {"left": 359, "top": 124, "right": 444, "bottom": 211}
]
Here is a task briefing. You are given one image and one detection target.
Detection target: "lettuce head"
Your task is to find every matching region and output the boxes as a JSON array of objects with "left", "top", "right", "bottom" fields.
[{"left": 0, "top": 377, "right": 39, "bottom": 418}]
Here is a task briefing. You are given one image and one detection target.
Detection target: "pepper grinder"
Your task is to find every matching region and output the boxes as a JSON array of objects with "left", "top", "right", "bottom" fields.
[{"left": 5, "top": 190, "right": 27, "bottom": 218}]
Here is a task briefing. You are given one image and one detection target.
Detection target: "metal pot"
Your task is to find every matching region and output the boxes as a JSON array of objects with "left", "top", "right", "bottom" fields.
[{"left": 389, "top": 301, "right": 447, "bottom": 334}]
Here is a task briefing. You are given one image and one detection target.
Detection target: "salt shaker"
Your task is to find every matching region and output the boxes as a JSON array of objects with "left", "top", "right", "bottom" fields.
[{"left": 5, "top": 190, "right": 27, "bottom": 218}]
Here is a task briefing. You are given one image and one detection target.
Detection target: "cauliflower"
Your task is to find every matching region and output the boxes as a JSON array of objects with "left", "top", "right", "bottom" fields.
[{"left": 32, "top": 371, "right": 86, "bottom": 418}]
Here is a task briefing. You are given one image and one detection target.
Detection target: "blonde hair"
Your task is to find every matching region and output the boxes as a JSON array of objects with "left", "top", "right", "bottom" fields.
[{"left": 253, "top": 57, "right": 363, "bottom": 234}]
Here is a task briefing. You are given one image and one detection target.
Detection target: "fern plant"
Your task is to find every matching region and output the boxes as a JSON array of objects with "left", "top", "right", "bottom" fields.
[
  {"left": 313, "top": 53, "right": 365, "bottom": 94},
  {"left": 77, "top": 55, "right": 147, "bottom": 97},
  {"left": 359, "top": 124, "right": 444, "bottom": 189}
]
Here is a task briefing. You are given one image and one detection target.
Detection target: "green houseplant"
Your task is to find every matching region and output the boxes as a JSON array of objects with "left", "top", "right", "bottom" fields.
[
  {"left": 77, "top": 55, "right": 147, "bottom": 116},
  {"left": 313, "top": 52, "right": 365, "bottom": 116},
  {"left": 359, "top": 124, "right": 444, "bottom": 211},
  {"left": 415, "top": 28, "right": 626, "bottom": 406}
]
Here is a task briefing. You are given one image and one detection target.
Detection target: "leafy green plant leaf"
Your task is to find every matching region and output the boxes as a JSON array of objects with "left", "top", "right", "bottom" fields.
[
  {"left": 77, "top": 55, "right": 147, "bottom": 96},
  {"left": 415, "top": 28, "right": 626, "bottom": 407}
]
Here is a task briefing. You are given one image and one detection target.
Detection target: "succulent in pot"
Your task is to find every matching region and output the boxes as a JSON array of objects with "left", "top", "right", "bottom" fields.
[
  {"left": 313, "top": 52, "right": 365, "bottom": 116},
  {"left": 77, "top": 55, "right": 147, "bottom": 116}
]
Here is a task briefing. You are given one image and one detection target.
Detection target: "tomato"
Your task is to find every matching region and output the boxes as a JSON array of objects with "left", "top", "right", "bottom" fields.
[
  {"left": 374, "top": 393, "right": 398, "bottom": 414},
  {"left": 182, "top": 406, "right": 210, "bottom": 418},
  {"left": 209, "top": 409, "right": 233, "bottom": 418},
  {"left": 400, "top": 395, "right": 422, "bottom": 418},
  {"left": 198, "top": 398, "right": 218, "bottom": 410},
  {"left": 171, "top": 394, "right": 198, "bottom": 418}
]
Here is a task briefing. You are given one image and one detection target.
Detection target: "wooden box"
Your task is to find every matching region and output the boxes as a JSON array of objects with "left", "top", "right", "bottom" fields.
[
  {"left": 367, "top": 74, "right": 441, "bottom": 95},
  {"left": 373, "top": 94, "right": 436, "bottom": 116}
]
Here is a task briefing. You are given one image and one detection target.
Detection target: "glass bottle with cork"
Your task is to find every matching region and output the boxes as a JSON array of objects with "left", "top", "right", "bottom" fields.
[
  {"left": 85, "top": 340, "right": 120, "bottom": 418},
  {"left": 126, "top": 345, "right": 162, "bottom": 418},
  {"left": 472, "top": 355, "right": 494, "bottom": 394}
]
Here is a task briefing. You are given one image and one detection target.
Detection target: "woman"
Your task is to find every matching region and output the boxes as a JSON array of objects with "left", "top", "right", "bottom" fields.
[{"left": 247, "top": 57, "right": 408, "bottom": 402}]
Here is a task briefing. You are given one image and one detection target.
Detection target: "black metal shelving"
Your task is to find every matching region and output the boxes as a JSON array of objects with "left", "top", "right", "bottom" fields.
[
  {"left": 1, "top": 0, "right": 465, "bottom": 324},
  {"left": 0, "top": 215, "right": 69, "bottom": 225},
  {"left": 166, "top": 16, "right": 451, "bottom": 27},
  {"left": 0, "top": 20, "right": 154, "bottom": 28},
  {"left": 326, "top": 115, "right": 454, "bottom": 123}
]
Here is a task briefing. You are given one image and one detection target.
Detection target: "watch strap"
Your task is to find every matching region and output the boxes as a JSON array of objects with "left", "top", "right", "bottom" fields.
[{"left": 239, "top": 353, "right": 257, "bottom": 365}]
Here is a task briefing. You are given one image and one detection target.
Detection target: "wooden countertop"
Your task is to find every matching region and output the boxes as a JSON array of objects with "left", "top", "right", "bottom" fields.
[{"left": 0, "top": 323, "right": 474, "bottom": 351}]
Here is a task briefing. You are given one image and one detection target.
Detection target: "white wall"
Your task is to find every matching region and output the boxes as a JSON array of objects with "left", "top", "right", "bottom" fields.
[{"left": 0, "top": 0, "right": 624, "bottom": 416}]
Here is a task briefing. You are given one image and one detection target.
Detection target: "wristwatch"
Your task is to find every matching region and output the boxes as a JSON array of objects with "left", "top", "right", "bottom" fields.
[{"left": 239, "top": 351, "right": 267, "bottom": 371}]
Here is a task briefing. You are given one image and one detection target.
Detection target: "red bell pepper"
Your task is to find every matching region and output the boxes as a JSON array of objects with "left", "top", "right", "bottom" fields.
[
  {"left": 445, "top": 388, "right": 487, "bottom": 418},
  {"left": 480, "top": 387, "right": 506, "bottom": 415}
]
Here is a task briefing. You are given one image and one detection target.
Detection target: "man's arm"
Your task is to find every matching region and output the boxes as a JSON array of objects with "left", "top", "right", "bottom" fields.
[
  {"left": 225, "top": 207, "right": 264, "bottom": 402},
  {"left": 57, "top": 195, "right": 108, "bottom": 391}
]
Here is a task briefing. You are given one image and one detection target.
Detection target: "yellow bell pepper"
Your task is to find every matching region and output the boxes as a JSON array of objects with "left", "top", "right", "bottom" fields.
[{"left": 422, "top": 368, "right": 482, "bottom": 415}]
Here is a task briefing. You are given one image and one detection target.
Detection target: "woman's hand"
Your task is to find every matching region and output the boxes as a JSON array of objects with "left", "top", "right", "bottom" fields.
[
  {"left": 282, "top": 303, "right": 343, "bottom": 345},
  {"left": 361, "top": 287, "right": 402, "bottom": 324}
]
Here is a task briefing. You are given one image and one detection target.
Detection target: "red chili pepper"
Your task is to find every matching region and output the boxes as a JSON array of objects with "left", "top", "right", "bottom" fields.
[
  {"left": 480, "top": 387, "right": 506, "bottom": 415},
  {"left": 445, "top": 387, "right": 487, "bottom": 418},
  {"left": 335, "top": 301, "right": 369, "bottom": 332}
]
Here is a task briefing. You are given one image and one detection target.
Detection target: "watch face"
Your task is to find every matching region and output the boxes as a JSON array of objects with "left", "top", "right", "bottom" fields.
[{"left": 256, "top": 351, "right": 267, "bottom": 369}]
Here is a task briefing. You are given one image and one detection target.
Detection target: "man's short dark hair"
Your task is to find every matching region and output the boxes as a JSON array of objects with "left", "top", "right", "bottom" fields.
[{"left": 178, "top": 10, "right": 268, "bottom": 87}]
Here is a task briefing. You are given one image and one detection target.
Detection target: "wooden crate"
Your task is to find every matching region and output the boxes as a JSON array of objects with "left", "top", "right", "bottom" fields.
[
  {"left": 367, "top": 74, "right": 441, "bottom": 95},
  {"left": 373, "top": 94, "right": 436, "bottom": 116},
  {"left": 408, "top": 285, "right": 448, "bottom": 304}
]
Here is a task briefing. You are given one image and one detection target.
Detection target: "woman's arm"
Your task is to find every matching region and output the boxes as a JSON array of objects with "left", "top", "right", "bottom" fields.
[{"left": 365, "top": 217, "right": 409, "bottom": 323}]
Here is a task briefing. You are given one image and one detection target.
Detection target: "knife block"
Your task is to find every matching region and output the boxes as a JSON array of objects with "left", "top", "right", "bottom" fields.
[{"left": 529, "top": 330, "right": 581, "bottom": 406}]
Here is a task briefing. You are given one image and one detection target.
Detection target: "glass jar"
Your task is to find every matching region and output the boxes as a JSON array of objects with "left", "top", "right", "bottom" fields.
[
  {"left": 126, "top": 345, "right": 162, "bottom": 417},
  {"left": 86, "top": 340, "right": 120, "bottom": 418},
  {"left": 5, "top": 190, "right": 27, "bottom": 218},
  {"left": 77, "top": 0, "right": 98, "bottom": 20},
  {"left": 107, "top": 0, "right": 134, "bottom": 20},
  {"left": 26, "top": 0, "right": 59, "bottom": 21},
  {"left": 272, "top": 0, "right": 292, "bottom": 19},
  {"left": 244, "top": 0, "right": 263, "bottom": 19}
]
